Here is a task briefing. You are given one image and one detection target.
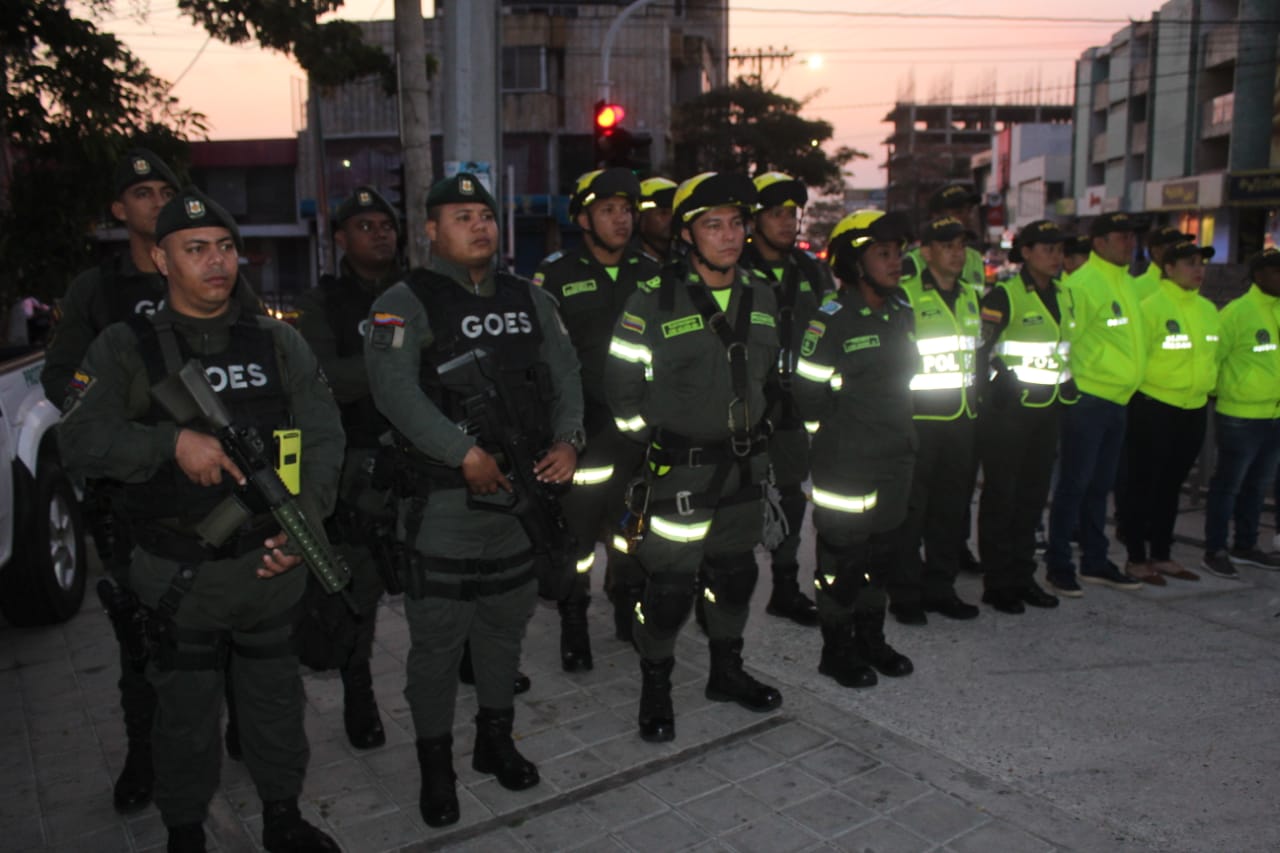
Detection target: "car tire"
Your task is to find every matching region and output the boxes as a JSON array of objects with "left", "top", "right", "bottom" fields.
[{"left": 0, "top": 460, "right": 86, "bottom": 626}]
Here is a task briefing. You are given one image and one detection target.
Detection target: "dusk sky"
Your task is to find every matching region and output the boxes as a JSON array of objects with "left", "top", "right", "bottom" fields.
[{"left": 105, "top": 0, "right": 1166, "bottom": 187}]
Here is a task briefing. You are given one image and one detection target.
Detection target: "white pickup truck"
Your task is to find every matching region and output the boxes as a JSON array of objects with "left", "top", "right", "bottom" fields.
[{"left": 0, "top": 347, "right": 86, "bottom": 626}]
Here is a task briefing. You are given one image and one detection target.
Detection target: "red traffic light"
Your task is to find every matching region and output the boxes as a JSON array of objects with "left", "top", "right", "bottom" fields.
[{"left": 595, "top": 103, "right": 625, "bottom": 130}]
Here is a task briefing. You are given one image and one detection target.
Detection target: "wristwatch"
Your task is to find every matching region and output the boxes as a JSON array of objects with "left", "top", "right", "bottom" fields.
[{"left": 556, "top": 430, "right": 587, "bottom": 455}]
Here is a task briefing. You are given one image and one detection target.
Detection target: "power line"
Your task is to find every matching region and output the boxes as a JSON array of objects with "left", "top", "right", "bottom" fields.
[{"left": 167, "top": 35, "right": 214, "bottom": 91}]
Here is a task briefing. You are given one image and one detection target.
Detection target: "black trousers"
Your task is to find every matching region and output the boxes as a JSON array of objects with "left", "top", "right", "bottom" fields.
[
  {"left": 889, "top": 417, "right": 975, "bottom": 606},
  {"left": 1118, "top": 394, "right": 1207, "bottom": 563},
  {"left": 978, "top": 402, "right": 1060, "bottom": 592}
]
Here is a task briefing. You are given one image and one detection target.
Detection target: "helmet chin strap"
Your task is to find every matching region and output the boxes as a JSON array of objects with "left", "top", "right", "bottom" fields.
[
  {"left": 692, "top": 239, "right": 734, "bottom": 274},
  {"left": 756, "top": 229, "right": 793, "bottom": 256}
]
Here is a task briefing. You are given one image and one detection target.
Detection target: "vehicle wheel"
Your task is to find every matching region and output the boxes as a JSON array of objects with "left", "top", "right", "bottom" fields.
[{"left": 0, "top": 462, "right": 86, "bottom": 626}]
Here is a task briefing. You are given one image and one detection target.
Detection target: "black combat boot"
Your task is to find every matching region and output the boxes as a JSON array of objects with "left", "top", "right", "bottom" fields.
[
  {"left": 704, "top": 638, "right": 783, "bottom": 712},
  {"left": 638, "top": 657, "right": 676, "bottom": 742},
  {"left": 557, "top": 595, "right": 593, "bottom": 672},
  {"left": 612, "top": 585, "right": 643, "bottom": 643},
  {"left": 114, "top": 679, "right": 155, "bottom": 812},
  {"left": 415, "top": 734, "right": 460, "bottom": 827},
  {"left": 472, "top": 707, "right": 539, "bottom": 790},
  {"left": 340, "top": 658, "right": 386, "bottom": 750},
  {"left": 854, "top": 610, "right": 914, "bottom": 678},
  {"left": 817, "top": 618, "right": 877, "bottom": 688},
  {"left": 261, "top": 798, "right": 340, "bottom": 852},
  {"left": 459, "top": 641, "right": 531, "bottom": 694},
  {"left": 166, "top": 823, "right": 206, "bottom": 853},
  {"left": 765, "top": 564, "right": 819, "bottom": 626}
]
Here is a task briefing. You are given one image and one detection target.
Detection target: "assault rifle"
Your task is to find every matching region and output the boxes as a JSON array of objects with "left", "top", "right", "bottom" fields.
[
  {"left": 437, "top": 349, "right": 576, "bottom": 598},
  {"left": 151, "top": 360, "right": 355, "bottom": 610}
]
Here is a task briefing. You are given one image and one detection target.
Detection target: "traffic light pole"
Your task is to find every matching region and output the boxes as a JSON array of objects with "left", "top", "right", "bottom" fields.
[{"left": 599, "top": 0, "right": 658, "bottom": 102}]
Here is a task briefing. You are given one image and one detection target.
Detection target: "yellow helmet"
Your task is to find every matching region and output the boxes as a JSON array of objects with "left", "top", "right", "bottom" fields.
[
  {"left": 569, "top": 167, "right": 641, "bottom": 218},
  {"left": 752, "top": 172, "right": 807, "bottom": 211},
  {"left": 672, "top": 172, "right": 757, "bottom": 227},
  {"left": 829, "top": 207, "right": 911, "bottom": 267},
  {"left": 638, "top": 176, "right": 678, "bottom": 211}
]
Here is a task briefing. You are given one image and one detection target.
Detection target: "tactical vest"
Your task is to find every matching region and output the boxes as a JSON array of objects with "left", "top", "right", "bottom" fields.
[
  {"left": 992, "top": 279, "right": 1073, "bottom": 408},
  {"left": 901, "top": 275, "right": 981, "bottom": 421},
  {"left": 120, "top": 313, "right": 289, "bottom": 530},
  {"left": 404, "top": 268, "right": 551, "bottom": 453},
  {"left": 319, "top": 274, "right": 392, "bottom": 448},
  {"left": 90, "top": 256, "right": 166, "bottom": 333}
]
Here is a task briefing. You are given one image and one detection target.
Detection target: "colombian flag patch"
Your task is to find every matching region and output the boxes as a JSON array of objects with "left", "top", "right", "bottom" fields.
[
  {"left": 69, "top": 370, "right": 94, "bottom": 392},
  {"left": 620, "top": 312, "right": 646, "bottom": 335},
  {"left": 372, "top": 312, "right": 405, "bottom": 327},
  {"left": 980, "top": 307, "right": 1004, "bottom": 324}
]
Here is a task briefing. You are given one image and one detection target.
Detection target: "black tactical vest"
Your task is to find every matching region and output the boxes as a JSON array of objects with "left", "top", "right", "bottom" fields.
[
  {"left": 91, "top": 256, "right": 167, "bottom": 333},
  {"left": 120, "top": 313, "right": 289, "bottom": 528},
  {"left": 319, "top": 274, "right": 391, "bottom": 448},
  {"left": 404, "top": 268, "right": 551, "bottom": 449}
]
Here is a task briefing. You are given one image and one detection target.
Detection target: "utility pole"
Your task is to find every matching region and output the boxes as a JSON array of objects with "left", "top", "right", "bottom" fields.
[
  {"left": 728, "top": 47, "right": 794, "bottom": 89},
  {"left": 441, "top": 0, "right": 501, "bottom": 201},
  {"left": 395, "top": 0, "right": 433, "bottom": 266}
]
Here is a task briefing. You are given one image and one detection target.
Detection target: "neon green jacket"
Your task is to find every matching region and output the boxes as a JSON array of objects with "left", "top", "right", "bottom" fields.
[
  {"left": 1137, "top": 278, "right": 1220, "bottom": 410},
  {"left": 1061, "top": 252, "right": 1147, "bottom": 405},
  {"left": 1214, "top": 284, "right": 1280, "bottom": 419}
]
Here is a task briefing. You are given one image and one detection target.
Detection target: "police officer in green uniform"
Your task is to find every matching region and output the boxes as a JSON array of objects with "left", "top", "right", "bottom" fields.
[
  {"left": 634, "top": 176, "right": 679, "bottom": 265},
  {"left": 606, "top": 172, "right": 783, "bottom": 743},
  {"left": 976, "top": 220, "right": 1073, "bottom": 614},
  {"left": 293, "top": 185, "right": 403, "bottom": 748},
  {"left": 889, "top": 216, "right": 983, "bottom": 624},
  {"left": 364, "top": 174, "right": 583, "bottom": 828},
  {"left": 533, "top": 168, "right": 660, "bottom": 658},
  {"left": 57, "top": 189, "right": 344, "bottom": 853},
  {"left": 740, "top": 171, "right": 834, "bottom": 625},
  {"left": 793, "top": 210, "right": 917, "bottom": 687}
]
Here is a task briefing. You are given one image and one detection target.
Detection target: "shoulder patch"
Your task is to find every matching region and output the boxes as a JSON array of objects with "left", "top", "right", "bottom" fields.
[
  {"left": 69, "top": 370, "right": 94, "bottom": 393},
  {"left": 819, "top": 301, "right": 843, "bottom": 316},
  {"left": 980, "top": 307, "right": 1004, "bottom": 324},
  {"left": 800, "top": 319, "right": 827, "bottom": 357},
  {"left": 532, "top": 271, "right": 546, "bottom": 287},
  {"left": 621, "top": 312, "right": 646, "bottom": 335},
  {"left": 369, "top": 312, "right": 406, "bottom": 350}
]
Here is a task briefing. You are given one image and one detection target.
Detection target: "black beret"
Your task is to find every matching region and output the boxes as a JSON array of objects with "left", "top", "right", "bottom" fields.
[
  {"left": 155, "top": 188, "right": 243, "bottom": 251},
  {"left": 334, "top": 185, "right": 399, "bottom": 230},
  {"left": 114, "top": 148, "right": 180, "bottom": 197},
  {"left": 426, "top": 173, "right": 498, "bottom": 215}
]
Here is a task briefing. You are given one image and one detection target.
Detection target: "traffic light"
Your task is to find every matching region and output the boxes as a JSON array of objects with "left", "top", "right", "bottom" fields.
[{"left": 594, "top": 100, "right": 633, "bottom": 168}]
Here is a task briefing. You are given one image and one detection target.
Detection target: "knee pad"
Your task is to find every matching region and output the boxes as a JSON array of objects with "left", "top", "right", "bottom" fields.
[
  {"left": 638, "top": 572, "right": 696, "bottom": 637},
  {"left": 702, "top": 553, "right": 759, "bottom": 609}
]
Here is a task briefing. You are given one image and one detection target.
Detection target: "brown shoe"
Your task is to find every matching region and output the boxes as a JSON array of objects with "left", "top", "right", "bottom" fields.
[
  {"left": 1151, "top": 560, "right": 1200, "bottom": 581},
  {"left": 1125, "top": 561, "right": 1167, "bottom": 586}
]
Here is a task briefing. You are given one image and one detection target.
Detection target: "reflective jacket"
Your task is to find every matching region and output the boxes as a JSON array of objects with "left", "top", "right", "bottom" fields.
[
  {"left": 1061, "top": 252, "right": 1147, "bottom": 405},
  {"left": 900, "top": 270, "right": 981, "bottom": 421},
  {"left": 1214, "top": 284, "right": 1280, "bottom": 419},
  {"left": 1138, "top": 278, "right": 1220, "bottom": 410},
  {"left": 988, "top": 273, "right": 1075, "bottom": 408}
]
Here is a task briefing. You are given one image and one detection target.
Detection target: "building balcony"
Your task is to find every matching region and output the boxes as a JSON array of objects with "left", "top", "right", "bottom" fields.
[
  {"left": 1204, "top": 24, "right": 1238, "bottom": 69},
  {"left": 1092, "top": 81, "right": 1109, "bottom": 109},
  {"left": 1131, "top": 121, "right": 1148, "bottom": 155},
  {"left": 1131, "top": 59, "right": 1150, "bottom": 96},
  {"left": 1201, "top": 93, "right": 1234, "bottom": 139}
]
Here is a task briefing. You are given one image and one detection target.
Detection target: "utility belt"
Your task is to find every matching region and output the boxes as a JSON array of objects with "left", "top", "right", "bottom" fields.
[
  {"left": 399, "top": 547, "right": 535, "bottom": 602},
  {"left": 131, "top": 514, "right": 277, "bottom": 563}
]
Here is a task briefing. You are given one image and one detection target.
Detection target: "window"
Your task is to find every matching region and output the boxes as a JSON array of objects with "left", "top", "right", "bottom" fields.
[{"left": 503, "top": 46, "right": 546, "bottom": 93}]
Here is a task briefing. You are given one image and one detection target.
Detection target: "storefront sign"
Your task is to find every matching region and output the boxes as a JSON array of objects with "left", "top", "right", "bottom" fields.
[
  {"left": 1227, "top": 170, "right": 1280, "bottom": 206},
  {"left": 1161, "top": 180, "right": 1200, "bottom": 208}
]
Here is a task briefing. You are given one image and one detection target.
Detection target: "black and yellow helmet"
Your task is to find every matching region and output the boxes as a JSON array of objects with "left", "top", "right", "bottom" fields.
[
  {"left": 569, "top": 167, "right": 641, "bottom": 218},
  {"left": 826, "top": 209, "right": 911, "bottom": 281},
  {"left": 672, "top": 172, "right": 757, "bottom": 229},
  {"left": 752, "top": 171, "right": 808, "bottom": 212},
  {"left": 638, "top": 176, "right": 678, "bottom": 211}
]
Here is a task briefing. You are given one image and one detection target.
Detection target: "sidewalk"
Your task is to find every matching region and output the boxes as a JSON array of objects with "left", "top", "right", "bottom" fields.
[{"left": 2, "top": 503, "right": 1278, "bottom": 853}]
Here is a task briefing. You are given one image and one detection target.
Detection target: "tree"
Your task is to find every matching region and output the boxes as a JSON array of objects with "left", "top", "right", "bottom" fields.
[
  {"left": 1, "top": 0, "right": 206, "bottom": 307},
  {"left": 671, "top": 78, "right": 868, "bottom": 193}
]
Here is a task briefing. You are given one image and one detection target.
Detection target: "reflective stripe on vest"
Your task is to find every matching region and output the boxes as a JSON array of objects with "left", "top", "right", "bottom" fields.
[
  {"left": 811, "top": 486, "right": 878, "bottom": 514},
  {"left": 615, "top": 414, "right": 647, "bottom": 432},
  {"left": 649, "top": 515, "right": 711, "bottom": 542},
  {"left": 993, "top": 279, "right": 1072, "bottom": 405},
  {"left": 609, "top": 337, "right": 652, "bottom": 364},
  {"left": 572, "top": 464, "right": 615, "bottom": 486}
]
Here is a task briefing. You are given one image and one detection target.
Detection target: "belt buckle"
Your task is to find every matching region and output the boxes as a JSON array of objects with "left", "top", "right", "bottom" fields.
[
  {"left": 675, "top": 490, "right": 694, "bottom": 516},
  {"left": 687, "top": 447, "right": 703, "bottom": 467}
]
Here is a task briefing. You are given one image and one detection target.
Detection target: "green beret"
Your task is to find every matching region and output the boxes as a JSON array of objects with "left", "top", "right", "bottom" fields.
[
  {"left": 334, "top": 185, "right": 400, "bottom": 230},
  {"left": 114, "top": 148, "right": 180, "bottom": 197},
  {"left": 155, "top": 188, "right": 243, "bottom": 251},
  {"left": 426, "top": 172, "right": 497, "bottom": 215}
]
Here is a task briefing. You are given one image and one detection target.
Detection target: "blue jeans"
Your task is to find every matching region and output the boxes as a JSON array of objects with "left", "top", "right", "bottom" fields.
[
  {"left": 1204, "top": 413, "right": 1280, "bottom": 553},
  {"left": 1047, "top": 394, "right": 1127, "bottom": 575}
]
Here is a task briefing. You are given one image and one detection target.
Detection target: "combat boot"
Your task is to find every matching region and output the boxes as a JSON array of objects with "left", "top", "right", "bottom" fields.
[
  {"left": 817, "top": 618, "right": 877, "bottom": 688},
  {"left": 704, "top": 638, "right": 783, "bottom": 712},
  {"left": 557, "top": 595, "right": 593, "bottom": 672},
  {"left": 472, "top": 707, "right": 539, "bottom": 790},
  {"left": 415, "top": 734, "right": 460, "bottom": 827},
  {"left": 340, "top": 658, "right": 386, "bottom": 750},
  {"left": 166, "top": 823, "right": 205, "bottom": 853},
  {"left": 459, "top": 641, "right": 531, "bottom": 694},
  {"left": 638, "top": 657, "right": 676, "bottom": 742},
  {"left": 854, "top": 610, "right": 914, "bottom": 677},
  {"left": 765, "top": 564, "right": 819, "bottom": 626},
  {"left": 261, "top": 798, "right": 340, "bottom": 852}
]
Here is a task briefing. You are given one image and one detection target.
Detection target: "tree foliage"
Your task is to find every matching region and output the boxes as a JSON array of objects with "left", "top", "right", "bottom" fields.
[
  {"left": 1, "top": 0, "right": 206, "bottom": 307},
  {"left": 177, "top": 0, "right": 393, "bottom": 88},
  {"left": 671, "top": 79, "right": 868, "bottom": 193}
]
